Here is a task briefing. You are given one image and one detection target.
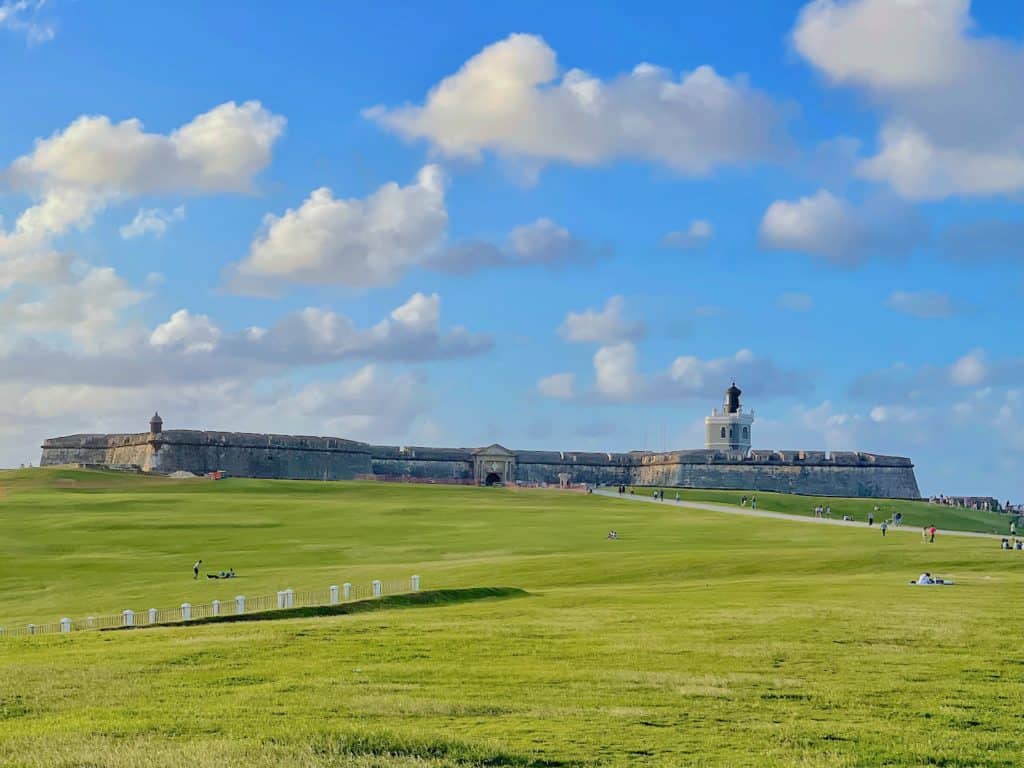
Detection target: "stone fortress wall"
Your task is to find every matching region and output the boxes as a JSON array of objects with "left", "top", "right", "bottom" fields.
[{"left": 40, "top": 425, "right": 921, "bottom": 499}]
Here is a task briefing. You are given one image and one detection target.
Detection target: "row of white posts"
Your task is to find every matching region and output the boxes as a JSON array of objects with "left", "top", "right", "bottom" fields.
[{"left": 7, "top": 575, "right": 422, "bottom": 637}]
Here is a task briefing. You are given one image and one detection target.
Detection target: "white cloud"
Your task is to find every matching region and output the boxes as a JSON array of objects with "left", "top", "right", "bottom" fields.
[
  {"left": 793, "top": 0, "right": 1024, "bottom": 199},
  {"left": 229, "top": 292, "right": 492, "bottom": 364},
  {"left": 776, "top": 292, "right": 814, "bottom": 312},
  {"left": 559, "top": 295, "right": 645, "bottom": 344},
  {"left": 540, "top": 346, "right": 808, "bottom": 405},
  {"left": 885, "top": 290, "right": 958, "bottom": 319},
  {"left": 120, "top": 205, "right": 186, "bottom": 239},
  {"left": 366, "top": 33, "right": 788, "bottom": 176},
  {"left": 10, "top": 101, "right": 285, "bottom": 196},
  {"left": 0, "top": 267, "right": 144, "bottom": 350},
  {"left": 759, "top": 189, "right": 926, "bottom": 265},
  {"left": 230, "top": 164, "right": 599, "bottom": 290},
  {"left": 594, "top": 342, "right": 642, "bottom": 400},
  {"left": 0, "top": 102, "right": 284, "bottom": 288},
  {"left": 537, "top": 372, "right": 576, "bottom": 400},
  {"left": 659, "top": 219, "right": 712, "bottom": 249},
  {"left": 950, "top": 349, "right": 988, "bottom": 387},
  {"left": 428, "top": 218, "right": 602, "bottom": 275},
  {"left": 0, "top": 0, "right": 54, "bottom": 44},
  {"left": 232, "top": 165, "right": 447, "bottom": 290},
  {"left": 150, "top": 309, "right": 222, "bottom": 353}
]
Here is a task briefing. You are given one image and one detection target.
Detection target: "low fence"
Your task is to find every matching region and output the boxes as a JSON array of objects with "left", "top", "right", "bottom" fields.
[{"left": 0, "top": 575, "right": 420, "bottom": 639}]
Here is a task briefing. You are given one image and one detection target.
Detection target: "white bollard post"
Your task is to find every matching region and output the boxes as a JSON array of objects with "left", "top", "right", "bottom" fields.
[
  {"left": 60, "top": 618, "right": 72, "bottom": 633},
  {"left": 181, "top": 603, "right": 192, "bottom": 622},
  {"left": 212, "top": 600, "right": 220, "bottom": 617},
  {"left": 330, "top": 585, "right": 339, "bottom": 604},
  {"left": 277, "top": 591, "right": 285, "bottom": 609},
  {"left": 411, "top": 575, "right": 420, "bottom": 592},
  {"left": 372, "top": 580, "right": 382, "bottom": 597},
  {"left": 284, "top": 589, "right": 294, "bottom": 608},
  {"left": 149, "top": 608, "right": 158, "bottom": 624},
  {"left": 123, "top": 609, "right": 134, "bottom": 627},
  {"left": 235, "top": 595, "right": 245, "bottom": 614},
  {"left": 343, "top": 582, "right": 352, "bottom": 601}
]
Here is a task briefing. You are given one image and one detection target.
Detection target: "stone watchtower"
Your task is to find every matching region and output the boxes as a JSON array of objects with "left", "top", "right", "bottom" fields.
[{"left": 705, "top": 383, "right": 754, "bottom": 453}]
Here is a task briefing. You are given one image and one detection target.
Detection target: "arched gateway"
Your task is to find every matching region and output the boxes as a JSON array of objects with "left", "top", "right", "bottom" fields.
[{"left": 472, "top": 444, "right": 515, "bottom": 486}]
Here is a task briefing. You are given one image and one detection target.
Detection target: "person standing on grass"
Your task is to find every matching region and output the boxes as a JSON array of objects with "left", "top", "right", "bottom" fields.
[
  {"left": 868, "top": 511, "right": 874, "bottom": 526},
  {"left": 880, "top": 521, "right": 888, "bottom": 537},
  {"left": 751, "top": 496, "right": 757, "bottom": 510},
  {"left": 929, "top": 525, "right": 937, "bottom": 544},
  {"left": 922, "top": 526, "right": 929, "bottom": 543},
  {"left": 1011, "top": 521, "right": 1017, "bottom": 536},
  {"left": 193, "top": 559, "right": 202, "bottom": 579}
]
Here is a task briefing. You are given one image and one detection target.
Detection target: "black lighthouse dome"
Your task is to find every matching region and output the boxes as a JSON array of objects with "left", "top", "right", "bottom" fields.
[{"left": 724, "top": 382, "right": 742, "bottom": 414}]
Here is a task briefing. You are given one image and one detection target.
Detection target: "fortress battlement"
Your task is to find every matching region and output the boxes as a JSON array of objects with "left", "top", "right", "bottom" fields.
[{"left": 39, "top": 388, "right": 922, "bottom": 499}]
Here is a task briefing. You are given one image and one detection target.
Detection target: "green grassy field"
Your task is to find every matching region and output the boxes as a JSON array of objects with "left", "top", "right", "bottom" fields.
[
  {"left": 629, "top": 486, "right": 1017, "bottom": 534},
  {"left": 2, "top": 468, "right": 1023, "bottom": 767}
]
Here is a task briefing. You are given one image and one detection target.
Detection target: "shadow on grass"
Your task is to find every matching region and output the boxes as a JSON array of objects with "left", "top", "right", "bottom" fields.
[
  {"left": 104, "top": 587, "right": 529, "bottom": 632},
  {"left": 313, "top": 730, "right": 581, "bottom": 767}
]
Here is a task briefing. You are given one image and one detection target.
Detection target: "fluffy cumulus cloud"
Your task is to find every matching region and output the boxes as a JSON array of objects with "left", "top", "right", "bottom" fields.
[
  {"left": 0, "top": 102, "right": 284, "bottom": 287},
  {"left": 559, "top": 295, "right": 645, "bottom": 344},
  {"left": 885, "top": 290, "right": 958, "bottom": 319},
  {"left": 793, "top": 0, "right": 1024, "bottom": 199},
  {"left": 120, "top": 205, "right": 186, "bottom": 239},
  {"left": 366, "top": 33, "right": 789, "bottom": 176},
  {"left": 759, "top": 189, "right": 927, "bottom": 265},
  {"left": 427, "top": 218, "right": 603, "bottom": 275},
  {"left": 150, "top": 309, "right": 222, "bottom": 353},
  {"left": 850, "top": 348, "right": 1024, "bottom": 403},
  {"left": 233, "top": 165, "right": 447, "bottom": 290},
  {"left": 238, "top": 292, "right": 492, "bottom": 364},
  {"left": 0, "top": 0, "right": 54, "bottom": 44},
  {"left": 539, "top": 345, "right": 808, "bottom": 403},
  {"left": 659, "top": 220, "right": 712, "bottom": 250},
  {"left": 536, "top": 372, "right": 576, "bottom": 400},
  {"left": 0, "top": 267, "right": 145, "bottom": 350},
  {"left": 230, "top": 166, "right": 600, "bottom": 289}
]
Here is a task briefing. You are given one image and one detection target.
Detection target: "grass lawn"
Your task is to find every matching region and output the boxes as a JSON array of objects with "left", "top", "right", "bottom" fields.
[
  {"left": 629, "top": 485, "right": 1017, "bottom": 535},
  {"left": 1, "top": 468, "right": 1023, "bottom": 767}
]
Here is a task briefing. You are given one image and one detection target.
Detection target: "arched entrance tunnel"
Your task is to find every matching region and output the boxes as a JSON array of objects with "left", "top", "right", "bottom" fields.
[{"left": 484, "top": 472, "right": 502, "bottom": 486}]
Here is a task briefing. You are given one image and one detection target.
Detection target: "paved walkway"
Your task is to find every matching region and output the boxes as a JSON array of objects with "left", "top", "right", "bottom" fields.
[{"left": 592, "top": 489, "right": 1002, "bottom": 540}]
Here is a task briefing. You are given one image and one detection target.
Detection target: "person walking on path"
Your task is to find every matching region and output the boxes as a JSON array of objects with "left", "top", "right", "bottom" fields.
[
  {"left": 929, "top": 525, "right": 937, "bottom": 544},
  {"left": 751, "top": 496, "right": 757, "bottom": 510},
  {"left": 880, "top": 521, "right": 888, "bottom": 537},
  {"left": 1011, "top": 521, "right": 1017, "bottom": 536},
  {"left": 193, "top": 559, "right": 202, "bottom": 579},
  {"left": 868, "top": 511, "right": 875, "bottom": 526}
]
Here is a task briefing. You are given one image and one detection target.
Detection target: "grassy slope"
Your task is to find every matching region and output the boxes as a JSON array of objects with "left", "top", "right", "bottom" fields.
[
  {"left": 631, "top": 485, "right": 1016, "bottom": 534},
  {"left": 1, "top": 469, "right": 1023, "bottom": 767}
]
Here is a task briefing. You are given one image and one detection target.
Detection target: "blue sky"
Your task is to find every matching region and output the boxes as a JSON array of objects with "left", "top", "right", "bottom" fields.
[{"left": 0, "top": 0, "right": 1021, "bottom": 499}]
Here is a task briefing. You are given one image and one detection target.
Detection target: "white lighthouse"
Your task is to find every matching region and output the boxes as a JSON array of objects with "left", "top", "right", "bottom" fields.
[{"left": 705, "top": 382, "right": 753, "bottom": 453}]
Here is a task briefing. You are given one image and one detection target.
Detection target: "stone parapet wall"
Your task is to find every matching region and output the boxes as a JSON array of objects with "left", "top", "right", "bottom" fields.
[
  {"left": 631, "top": 462, "right": 921, "bottom": 499},
  {"left": 40, "top": 429, "right": 920, "bottom": 499}
]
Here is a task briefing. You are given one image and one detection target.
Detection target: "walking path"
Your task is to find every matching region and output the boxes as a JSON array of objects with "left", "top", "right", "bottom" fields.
[{"left": 592, "top": 489, "right": 1002, "bottom": 540}]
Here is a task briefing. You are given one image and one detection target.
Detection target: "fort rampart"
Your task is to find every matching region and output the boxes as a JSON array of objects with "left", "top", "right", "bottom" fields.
[{"left": 40, "top": 428, "right": 921, "bottom": 499}]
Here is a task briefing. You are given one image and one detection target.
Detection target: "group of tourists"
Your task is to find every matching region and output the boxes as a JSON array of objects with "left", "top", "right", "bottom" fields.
[
  {"left": 739, "top": 495, "right": 757, "bottom": 509},
  {"left": 922, "top": 525, "right": 938, "bottom": 543},
  {"left": 1000, "top": 538, "right": 1023, "bottom": 550},
  {"left": 813, "top": 504, "right": 832, "bottom": 518}
]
